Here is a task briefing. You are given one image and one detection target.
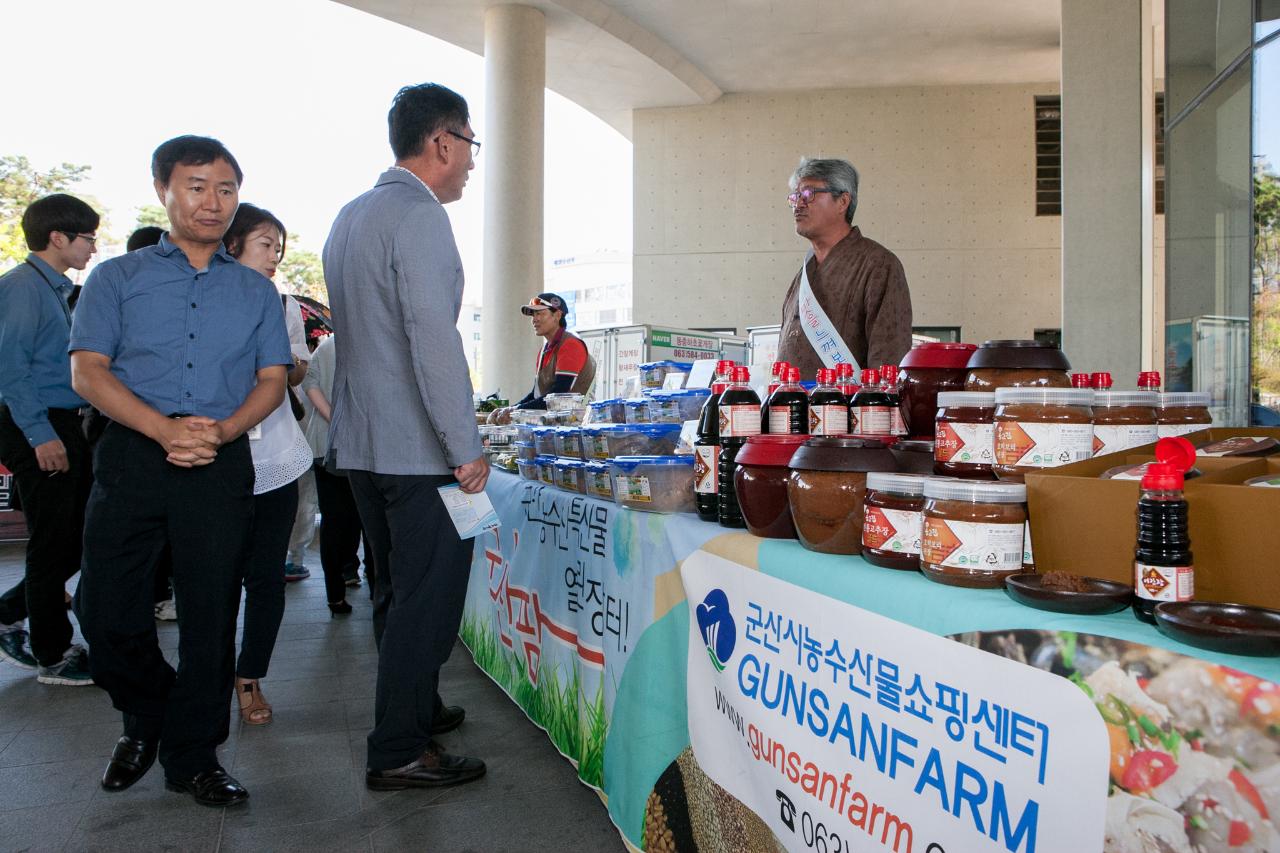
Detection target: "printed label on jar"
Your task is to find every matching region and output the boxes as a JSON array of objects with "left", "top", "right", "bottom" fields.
[
  {"left": 922, "top": 517, "right": 1024, "bottom": 571},
  {"left": 850, "top": 406, "right": 893, "bottom": 435},
  {"left": 589, "top": 435, "right": 610, "bottom": 459},
  {"left": 994, "top": 421, "right": 1094, "bottom": 468},
  {"left": 809, "top": 405, "right": 847, "bottom": 435},
  {"left": 615, "top": 475, "right": 652, "bottom": 503},
  {"left": 693, "top": 445, "right": 719, "bottom": 494},
  {"left": 862, "top": 506, "right": 922, "bottom": 556},
  {"left": 587, "top": 472, "right": 612, "bottom": 498},
  {"left": 539, "top": 467, "right": 555, "bottom": 486},
  {"left": 1157, "top": 423, "right": 1209, "bottom": 438},
  {"left": 719, "top": 405, "right": 762, "bottom": 438},
  {"left": 1093, "top": 424, "right": 1158, "bottom": 456},
  {"left": 1134, "top": 562, "right": 1194, "bottom": 602},
  {"left": 935, "top": 421, "right": 995, "bottom": 464},
  {"left": 767, "top": 407, "right": 804, "bottom": 434},
  {"left": 1023, "top": 521, "right": 1034, "bottom": 566}
]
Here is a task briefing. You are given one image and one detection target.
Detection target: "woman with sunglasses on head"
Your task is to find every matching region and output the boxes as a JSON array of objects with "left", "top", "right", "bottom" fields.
[{"left": 222, "top": 204, "right": 316, "bottom": 726}]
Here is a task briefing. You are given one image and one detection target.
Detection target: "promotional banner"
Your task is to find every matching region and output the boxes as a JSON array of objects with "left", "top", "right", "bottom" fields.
[{"left": 682, "top": 551, "right": 1109, "bottom": 853}]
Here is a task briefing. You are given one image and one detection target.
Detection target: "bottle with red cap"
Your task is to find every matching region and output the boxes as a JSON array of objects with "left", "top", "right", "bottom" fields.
[
  {"left": 1132, "top": 455, "right": 1194, "bottom": 624},
  {"left": 809, "top": 369, "right": 849, "bottom": 435},
  {"left": 1071, "top": 373, "right": 1091, "bottom": 388},
  {"left": 880, "top": 364, "right": 907, "bottom": 436},
  {"left": 693, "top": 368, "right": 733, "bottom": 522},
  {"left": 835, "top": 362, "right": 859, "bottom": 397},
  {"left": 717, "top": 366, "right": 761, "bottom": 528},
  {"left": 850, "top": 369, "right": 894, "bottom": 435},
  {"left": 1138, "top": 371, "right": 1162, "bottom": 391},
  {"left": 763, "top": 367, "right": 809, "bottom": 434},
  {"left": 767, "top": 361, "right": 789, "bottom": 399},
  {"left": 1091, "top": 372, "right": 1113, "bottom": 390}
]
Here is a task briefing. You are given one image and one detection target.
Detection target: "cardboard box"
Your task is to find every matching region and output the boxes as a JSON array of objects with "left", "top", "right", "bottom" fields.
[{"left": 1026, "top": 428, "right": 1280, "bottom": 609}]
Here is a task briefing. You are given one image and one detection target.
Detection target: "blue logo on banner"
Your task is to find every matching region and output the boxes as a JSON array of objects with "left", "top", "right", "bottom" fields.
[{"left": 696, "top": 589, "right": 736, "bottom": 672}]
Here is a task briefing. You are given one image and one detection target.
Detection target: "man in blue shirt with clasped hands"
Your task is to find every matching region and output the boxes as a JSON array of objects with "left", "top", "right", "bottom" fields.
[
  {"left": 0, "top": 194, "right": 99, "bottom": 686},
  {"left": 70, "top": 136, "right": 293, "bottom": 808}
]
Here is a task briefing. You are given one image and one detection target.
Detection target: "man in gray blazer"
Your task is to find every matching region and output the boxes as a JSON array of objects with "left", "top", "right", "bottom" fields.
[{"left": 323, "top": 82, "right": 489, "bottom": 790}]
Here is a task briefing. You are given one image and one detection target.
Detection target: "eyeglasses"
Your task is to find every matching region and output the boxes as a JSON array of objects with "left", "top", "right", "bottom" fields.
[
  {"left": 444, "top": 130, "right": 481, "bottom": 155},
  {"left": 787, "top": 187, "right": 842, "bottom": 207},
  {"left": 62, "top": 232, "right": 97, "bottom": 246}
]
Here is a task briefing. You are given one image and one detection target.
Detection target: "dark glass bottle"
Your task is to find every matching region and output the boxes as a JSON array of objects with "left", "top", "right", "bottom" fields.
[
  {"left": 808, "top": 369, "right": 850, "bottom": 435},
  {"left": 850, "top": 369, "right": 894, "bottom": 436},
  {"left": 762, "top": 367, "right": 808, "bottom": 434},
  {"left": 880, "top": 364, "right": 906, "bottom": 436},
  {"left": 694, "top": 380, "right": 727, "bottom": 521},
  {"left": 1132, "top": 462, "right": 1193, "bottom": 623},
  {"left": 717, "top": 366, "right": 761, "bottom": 528}
]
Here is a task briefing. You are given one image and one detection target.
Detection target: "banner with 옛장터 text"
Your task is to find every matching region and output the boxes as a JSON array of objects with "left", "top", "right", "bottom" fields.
[{"left": 682, "top": 550, "right": 1109, "bottom": 853}]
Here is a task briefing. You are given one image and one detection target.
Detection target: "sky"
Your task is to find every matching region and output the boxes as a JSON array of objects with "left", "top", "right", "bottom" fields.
[{"left": 0, "top": 0, "right": 633, "bottom": 305}]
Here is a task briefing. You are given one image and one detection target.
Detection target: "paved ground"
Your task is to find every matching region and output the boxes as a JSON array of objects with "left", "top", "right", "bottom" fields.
[{"left": 0, "top": 539, "right": 624, "bottom": 852}]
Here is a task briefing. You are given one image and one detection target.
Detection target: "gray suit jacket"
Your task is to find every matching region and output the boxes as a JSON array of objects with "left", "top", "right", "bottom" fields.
[{"left": 323, "top": 168, "right": 482, "bottom": 475}]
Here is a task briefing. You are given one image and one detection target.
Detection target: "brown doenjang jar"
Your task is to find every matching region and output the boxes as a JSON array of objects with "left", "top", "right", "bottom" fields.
[
  {"left": 786, "top": 437, "right": 898, "bottom": 555},
  {"left": 964, "top": 340, "right": 1072, "bottom": 392},
  {"left": 993, "top": 388, "right": 1094, "bottom": 481},
  {"left": 897, "top": 342, "right": 977, "bottom": 438},
  {"left": 1092, "top": 390, "right": 1158, "bottom": 457},
  {"left": 921, "top": 479, "right": 1028, "bottom": 588},
  {"left": 933, "top": 391, "right": 995, "bottom": 478},
  {"left": 861, "top": 472, "right": 927, "bottom": 570},
  {"left": 1156, "top": 392, "right": 1213, "bottom": 438}
]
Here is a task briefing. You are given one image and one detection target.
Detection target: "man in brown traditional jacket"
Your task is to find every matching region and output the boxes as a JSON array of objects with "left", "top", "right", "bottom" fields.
[{"left": 777, "top": 158, "right": 913, "bottom": 379}]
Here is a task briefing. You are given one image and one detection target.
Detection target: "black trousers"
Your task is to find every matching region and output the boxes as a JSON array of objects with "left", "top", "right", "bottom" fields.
[
  {"left": 75, "top": 422, "right": 252, "bottom": 779},
  {"left": 0, "top": 406, "right": 91, "bottom": 666},
  {"left": 313, "top": 461, "right": 365, "bottom": 605},
  {"left": 348, "top": 471, "right": 472, "bottom": 771},
  {"left": 236, "top": 479, "right": 299, "bottom": 680}
]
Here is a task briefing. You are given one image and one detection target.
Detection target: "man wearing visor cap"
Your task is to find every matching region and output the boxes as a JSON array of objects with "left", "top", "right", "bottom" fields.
[{"left": 488, "top": 292, "right": 595, "bottom": 424}]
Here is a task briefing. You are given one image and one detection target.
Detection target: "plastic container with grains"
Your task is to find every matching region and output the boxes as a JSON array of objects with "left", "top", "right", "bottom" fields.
[
  {"left": 640, "top": 361, "right": 693, "bottom": 389},
  {"left": 609, "top": 455, "right": 696, "bottom": 513},
  {"left": 553, "top": 459, "right": 587, "bottom": 494},
  {"left": 535, "top": 455, "right": 557, "bottom": 486},
  {"left": 586, "top": 422, "right": 683, "bottom": 459},
  {"left": 583, "top": 460, "right": 614, "bottom": 500},
  {"left": 532, "top": 426, "right": 559, "bottom": 457},
  {"left": 517, "top": 459, "right": 539, "bottom": 481}
]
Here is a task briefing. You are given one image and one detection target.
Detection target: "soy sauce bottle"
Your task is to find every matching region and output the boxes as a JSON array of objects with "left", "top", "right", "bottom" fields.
[
  {"left": 1132, "top": 462, "right": 1193, "bottom": 624},
  {"left": 717, "top": 366, "right": 761, "bottom": 528},
  {"left": 850, "top": 369, "right": 894, "bottom": 436},
  {"left": 763, "top": 367, "right": 808, "bottom": 434},
  {"left": 809, "top": 369, "right": 849, "bottom": 435},
  {"left": 880, "top": 364, "right": 906, "bottom": 436},
  {"left": 694, "top": 376, "right": 728, "bottom": 522}
]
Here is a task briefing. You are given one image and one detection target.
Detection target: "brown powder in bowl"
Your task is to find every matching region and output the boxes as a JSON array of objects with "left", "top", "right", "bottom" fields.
[{"left": 1039, "top": 571, "right": 1091, "bottom": 593}]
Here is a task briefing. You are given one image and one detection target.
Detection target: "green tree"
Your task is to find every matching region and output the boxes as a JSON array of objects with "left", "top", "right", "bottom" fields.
[
  {"left": 278, "top": 233, "right": 327, "bottom": 303},
  {"left": 134, "top": 204, "right": 169, "bottom": 231},
  {"left": 0, "top": 155, "right": 93, "bottom": 265}
]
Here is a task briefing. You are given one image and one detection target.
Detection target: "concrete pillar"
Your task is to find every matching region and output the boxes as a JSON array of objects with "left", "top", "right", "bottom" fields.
[
  {"left": 1060, "top": 0, "right": 1155, "bottom": 379},
  {"left": 481, "top": 5, "right": 545, "bottom": 400}
]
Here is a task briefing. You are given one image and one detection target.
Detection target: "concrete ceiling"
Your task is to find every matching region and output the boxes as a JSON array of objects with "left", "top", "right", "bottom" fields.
[{"left": 339, "top": 0, "right": 1062, "bottom": 137}]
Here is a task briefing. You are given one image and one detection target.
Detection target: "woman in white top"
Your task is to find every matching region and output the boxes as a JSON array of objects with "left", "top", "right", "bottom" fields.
[{"left": 222, "top": 205, "right": 316, "bottom": 726}]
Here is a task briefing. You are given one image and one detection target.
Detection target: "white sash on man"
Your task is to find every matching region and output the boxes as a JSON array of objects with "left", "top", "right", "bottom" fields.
[{"left": 797, "top": 250, "right": 859, "bottom": 371}]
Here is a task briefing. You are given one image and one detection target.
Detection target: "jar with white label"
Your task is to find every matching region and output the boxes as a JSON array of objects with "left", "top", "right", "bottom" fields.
[
  {"left": 921, "top": 479, "right": 1028, "bottom": 588},
  {"left": 933, "top": 392, "right": 995, "bottom": 479},
  {"left": 1092, "top": 391, "right": 1159, "bottom": 457},
  {"left": 1156, "top": 392, "right": 1213, "bottom": 438},
  {"left": 993, "top": 388, "right": 1095, "bottom": 481},
  {"left": 861, "top": 473, "right": 927, "bottom": 570}
]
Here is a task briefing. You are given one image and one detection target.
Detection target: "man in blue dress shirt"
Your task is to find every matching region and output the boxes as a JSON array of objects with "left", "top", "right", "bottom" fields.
[
  {"left": 69, "top": 136, "right": 292, "bottom": 807},
  {"left": 0, "top": 193, "right": 99, "bottom": 686}
]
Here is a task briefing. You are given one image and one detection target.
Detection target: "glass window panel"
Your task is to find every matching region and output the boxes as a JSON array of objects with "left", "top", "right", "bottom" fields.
[
  {"left": 1165, "top": 59, "right": 1253, "bottom": 425},
  {"left": 1167, "top": 0, "right": 1253, "bottom": 116},
  {"left": 1253, "top": 37, "right": 1280, "bottom": 424},
  {"left": 1259, "top": 0, "right": 1280, "bottom": 41}
]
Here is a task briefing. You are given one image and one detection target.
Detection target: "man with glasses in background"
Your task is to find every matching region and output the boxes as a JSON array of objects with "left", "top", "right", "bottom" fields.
[
  {"left": 0, "top": 194, "right": 99, "bottom": 685},
  {"left": 777, "top": 158, "right": 912, "bottom": 378}
]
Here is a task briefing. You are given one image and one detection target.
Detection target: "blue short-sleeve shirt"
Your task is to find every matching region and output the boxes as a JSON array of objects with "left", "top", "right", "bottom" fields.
[{"left": 69, "top": 234, "right": 293, "bottom": 420}]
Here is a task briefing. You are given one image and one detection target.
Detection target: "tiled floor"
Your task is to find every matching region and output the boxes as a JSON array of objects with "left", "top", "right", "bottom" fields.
[{"left": 0, "top": 540, "right": 624, "bottom": 852}]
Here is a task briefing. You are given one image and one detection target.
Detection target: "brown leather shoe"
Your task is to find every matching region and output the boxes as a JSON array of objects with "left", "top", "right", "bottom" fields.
[{"left": 365, "top": 741, "right": 486, "bottom": 791}]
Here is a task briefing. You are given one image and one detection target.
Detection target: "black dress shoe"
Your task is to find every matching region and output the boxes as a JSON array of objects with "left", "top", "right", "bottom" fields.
[
  {"left": 101, "top": 736, "right": 158, "bottom": 792},
  {"left": 431, "top": 704, "right": 465, "bottom": 735},
  {"left": 164, "top": 768, "right": 249, "bottom": 807},
  {"left": 366, "top": 742, "right": 486, "bottom": 791}
]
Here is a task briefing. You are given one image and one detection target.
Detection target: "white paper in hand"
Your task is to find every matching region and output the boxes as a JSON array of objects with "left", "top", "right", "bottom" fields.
[{"left": 437, "top": 484, "right": 500, "bottom": 538}]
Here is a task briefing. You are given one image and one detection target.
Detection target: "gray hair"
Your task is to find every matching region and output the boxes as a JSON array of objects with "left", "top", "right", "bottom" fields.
[{"left": 789, "top": 158, "right": 859, "bottom": 224}]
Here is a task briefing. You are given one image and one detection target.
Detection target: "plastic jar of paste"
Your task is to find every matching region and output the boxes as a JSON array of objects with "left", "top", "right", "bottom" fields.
[
  {"left": 1156, "top": 392, "right": 1213, "bottom": 438},
  {"left": 933, "top": 391, "right": 996, "bottom": 478},
  {"left": 861, "top": 473, "right": 928, "bottom": 570},
  {"left": 786, "top": 437, "right": 898, "bottom": 555},
  {"left": 897, "top": 343, "right": 977, "bottom": 438},
  {"left": 734, "top": 435, "right": 809, "bottom": 539},
  {"left": 921, "top": 479, "right": 1028, "bottom": 588},
  {"left": 993, "top": 388, "right": 1095, "bottom": 481},
  {"left": 1091, "top": 391, "right": 1159, "bottom": 457},
  {"left": 963, "top": 340, "right": 1073, "bottom": 392}
]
